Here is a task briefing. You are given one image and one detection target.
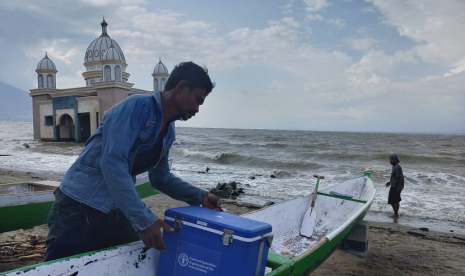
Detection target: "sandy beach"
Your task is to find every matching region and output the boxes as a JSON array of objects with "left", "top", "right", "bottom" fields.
[{"left": 1, "top": 168, "right": 464, "bottom": 275}]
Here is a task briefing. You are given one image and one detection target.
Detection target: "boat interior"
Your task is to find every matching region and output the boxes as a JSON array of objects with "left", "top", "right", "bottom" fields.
[
  {"left": 0, "top": 180, "right": 60, "bottom": 195},
  {"left": 244, "top": 176, "right": 374, "bottom": 257}
]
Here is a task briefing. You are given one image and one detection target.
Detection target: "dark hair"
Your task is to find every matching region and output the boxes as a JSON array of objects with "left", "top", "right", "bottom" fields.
[{"left": 164, "top": 61, "right": 215, "bottom": 94}]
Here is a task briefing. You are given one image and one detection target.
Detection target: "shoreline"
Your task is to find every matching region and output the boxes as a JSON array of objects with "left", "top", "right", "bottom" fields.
[
  {"left": 367, "top": 221, "right": 465, "bottom": 242},
  {"left": 0, "top": 167, "right": 63, "bottom": 185},
  {"left": 365, "top": 211, "right": 465, "bottom": 236},
  {"left": 313, "top": 223, "right": 465, "bottom": 276},
  {"left": 2, "top": 167, "right": 464, "bottom": 231}
]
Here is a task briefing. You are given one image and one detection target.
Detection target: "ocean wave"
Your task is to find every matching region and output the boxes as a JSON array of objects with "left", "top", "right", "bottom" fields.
[
  {"left": 174, "top": 148, "right": 326, "bottom": 171},
  {"left": 224, "top": 140, "right": 289, "bottom": 148},
  {"left": 369, "top": 152, "right": 464, "bottom": 164},
  {"left": 179, "top": 148, "right": 239, "bottom": 161}
]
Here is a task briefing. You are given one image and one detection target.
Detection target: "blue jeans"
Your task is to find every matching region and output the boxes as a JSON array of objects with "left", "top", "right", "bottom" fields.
[{"left": 45, "top": 188, "right": 140, "bottom": 261}]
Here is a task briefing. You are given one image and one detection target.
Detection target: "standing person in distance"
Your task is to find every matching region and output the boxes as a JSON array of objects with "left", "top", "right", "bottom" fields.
[
  {"left": 45, "top": 61, "right": 221, "bottom": 261},
  {"left": 385, "top": 154, "right": 404, "bottom": 218}
]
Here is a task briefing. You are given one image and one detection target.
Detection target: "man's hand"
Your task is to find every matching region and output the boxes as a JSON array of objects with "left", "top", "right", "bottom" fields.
[
  {"left": 140, "top": 219, "right": 174, "bottom": 251},
  {"left": 385, "top": 182, "right": 390, "bottom": 187},
  {"left": 202, "top": 193, "right": 222, "bottom": 211}
]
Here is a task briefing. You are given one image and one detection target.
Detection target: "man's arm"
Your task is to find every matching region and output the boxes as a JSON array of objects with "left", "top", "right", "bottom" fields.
[
  {"left": 142, "top": 153, "right": 221, "bottom": 250},
  {"left": 396, "top": 165, "right": 404, "bottom": 192},
  {"left": 397, "top": 176, "right": 404, "bottom": 192},
  {"left": 100, "top": 98, "right": 158, "bottom": 231}
]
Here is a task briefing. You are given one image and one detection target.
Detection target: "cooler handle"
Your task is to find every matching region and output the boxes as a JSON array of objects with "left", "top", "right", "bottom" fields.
[
  {"left": 174, "top": 216, "right": 184, "bottom": 230},
  {"left": 263, "top": 232, "right": 274, "bottom": 247},
  {"left": 222, "top": 229, "right": 234, "bottom": 246}
]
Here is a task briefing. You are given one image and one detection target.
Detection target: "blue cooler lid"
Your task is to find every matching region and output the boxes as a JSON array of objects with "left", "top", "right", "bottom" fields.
[{"left": 164, "top": 206, "right": 272, "bottom": 239}]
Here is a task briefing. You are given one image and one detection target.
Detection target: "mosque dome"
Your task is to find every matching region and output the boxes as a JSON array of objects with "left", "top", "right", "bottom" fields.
[
  {"left": 102, "top": 43, "right": 123, "bottom": 61},
  {"left": 153, "top": 58, "right": 169, "bottom": 74},
  {"left": 84, "top": 19, "right": 125, "bottom": 63},
  {"left": 37, "top": 53, "right": 57, "bottom": 70}
]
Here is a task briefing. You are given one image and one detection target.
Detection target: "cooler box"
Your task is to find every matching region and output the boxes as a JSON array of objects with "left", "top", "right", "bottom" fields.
[{"left": 158, "top": 206, "right": 273, "bottom": 276}]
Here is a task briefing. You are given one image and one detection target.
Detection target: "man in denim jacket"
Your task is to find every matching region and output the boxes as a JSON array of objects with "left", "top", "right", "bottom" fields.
[{"left": 45, "top": 62, "right": 221, "bottom": 261}]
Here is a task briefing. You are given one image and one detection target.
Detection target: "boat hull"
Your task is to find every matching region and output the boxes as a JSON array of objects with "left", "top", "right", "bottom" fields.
[{"left": 0, "top": 177, "right": 158, "bottom": 233}]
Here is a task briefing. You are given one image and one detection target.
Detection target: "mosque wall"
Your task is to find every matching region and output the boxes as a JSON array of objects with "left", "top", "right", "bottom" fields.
[
  {"left": 38, "top": 101, "right": 54, "bottom": 139},
  {"left": 32, "top": 94, "right": 52, "bottom": 139},
  {"left": 96, "top": 87, "right": 129, "bottom": 115},
  {"left": 77, "top": 96, "right": 101, "bottom": 135},
  {"left": 55, "top": 109, "right": 76, "bottom": 126}
]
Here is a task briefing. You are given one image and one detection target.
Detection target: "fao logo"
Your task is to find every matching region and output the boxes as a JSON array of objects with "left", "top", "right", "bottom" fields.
[{"left": 178, "top": 253, "right": 189, "bottom": 267}]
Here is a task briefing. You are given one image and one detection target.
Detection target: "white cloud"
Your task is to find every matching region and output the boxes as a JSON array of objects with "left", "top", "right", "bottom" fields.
[
  {"left": 332, "top": 106, "right": 376, "bottom": 120},
  {"left": 306, "top": 14, "right": 324, "bottom": 21},
  {"left": 81, "top": 0, "right": 147, "bottom": 7},
  {"left": 201, "top": 21, "right": 352, "bottom": 85},
  {"left": 345, "top": 48, "right": 423, "bottom": 88},
  {"left": 303, "top": 0, "right": 330, "bottom": 12},
  {"left": 344, "top": 38, "right": 378, "bottom": 51},
  {"left": 281, "top": 0, "right": 295, "bottom": 14},
  {"left": 445, "top": 57, "right": 465, "bottom": 76},
  {"left": 281, "top": 17, "right": 301, "bottom": 28},
  {"left": 368, "top": 0, "right": 465, "bottom": 66},
  {"left": 42, "top": 40, "right": 79, "bottom": 65},
  {"left": 327, "top": 18, "right": 345, "bottom": 29}
]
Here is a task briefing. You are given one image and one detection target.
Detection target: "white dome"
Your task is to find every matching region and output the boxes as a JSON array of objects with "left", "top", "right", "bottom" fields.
[
  {"left": 84, "top": 19, "right": 125, "bottom": 63},
  {"left": 153, "top": 58, "right": 169, "bottom": 74},
  {"left": 37, "top": 53, "right": 56, "bottom": 70},
  {"left": 102, "top": 43, "right": 123, "bottom": 61}
]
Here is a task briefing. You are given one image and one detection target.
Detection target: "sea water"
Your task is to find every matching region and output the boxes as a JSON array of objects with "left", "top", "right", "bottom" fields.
[{"left": 1, "top": 121, "right": 464, "bottom": 233}]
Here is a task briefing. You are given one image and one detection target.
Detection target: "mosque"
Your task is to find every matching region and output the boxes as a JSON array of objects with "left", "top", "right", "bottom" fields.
[{"left": 29, "top": 19, "right": 169, "bottom": 142}]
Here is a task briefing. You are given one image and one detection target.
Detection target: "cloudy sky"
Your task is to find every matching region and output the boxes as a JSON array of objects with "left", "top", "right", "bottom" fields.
[{"left": 0, "top": 0, "right": 464, "bottom": 133}]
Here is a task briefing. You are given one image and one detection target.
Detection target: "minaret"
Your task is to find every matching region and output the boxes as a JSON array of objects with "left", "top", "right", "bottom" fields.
[
  {"left": 36, "top": 53, "right": 57, "bottom": 89},
  {"left": 152, "top": 58, "right": 169, "bottom": 91}
]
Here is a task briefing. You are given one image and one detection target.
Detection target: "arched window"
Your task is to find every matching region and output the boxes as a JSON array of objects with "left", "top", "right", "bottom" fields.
[
  {"left": 47, "top": 74, "right": 54, "bottom": 88},
  {"left": 115, "top": 66, "right": 121, "bottom": 81},
  {"left": 38, "top": 75, "right": 44, "bottom": 88},
  {"left": 161, "top": 78, "right": 166, "bottom": 90},
  {"left": 104, "top": 66, "right": 111, "bottom": 81},
  {"left": 154, "top": 79, "right": 159, "bottom": 91}
]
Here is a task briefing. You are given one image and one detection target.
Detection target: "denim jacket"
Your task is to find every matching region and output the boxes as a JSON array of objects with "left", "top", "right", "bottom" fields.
[{"left": 59, "top": 91, "right": 207, "bottom": 230}]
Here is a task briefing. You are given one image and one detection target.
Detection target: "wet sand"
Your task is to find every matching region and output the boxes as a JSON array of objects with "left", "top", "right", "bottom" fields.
[{"left": 1, "top": 168, "right": 464, "bottom": 275}]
